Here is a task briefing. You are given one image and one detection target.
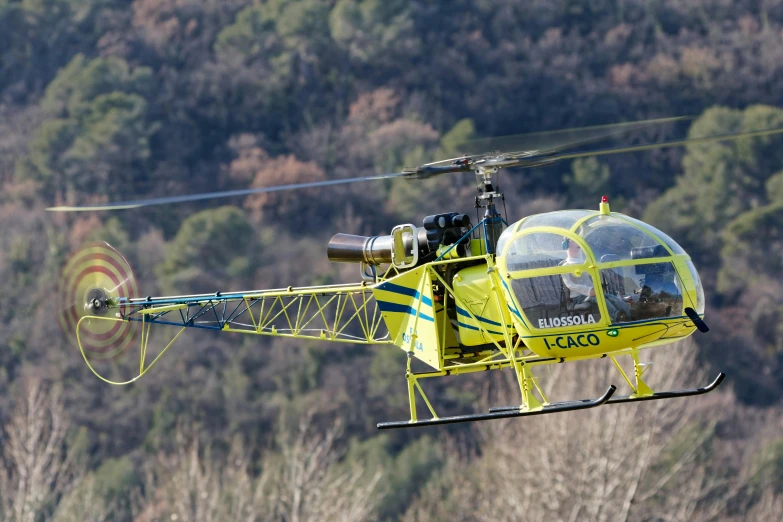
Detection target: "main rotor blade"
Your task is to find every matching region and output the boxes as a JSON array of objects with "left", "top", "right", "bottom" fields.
[
  {"left": 536, "top": 125, "right": 783, "bottom": 165},
  {"left": 454, "top": 115, "right": 691, "bottom": 159},
  {"left": 47, "top": 172, "right": 406, "bottom": 212},
  {"left": 410, "top": 124, "right": 783, "bottom": 178}
]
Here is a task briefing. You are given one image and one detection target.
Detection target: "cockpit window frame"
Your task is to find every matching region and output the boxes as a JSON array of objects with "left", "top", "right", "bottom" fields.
[
  {"left": 501, "top": 226, "right": 608, "bottom": 330},
  {"left": 498, "top": 212, "right": 699, "bottom": 332}
]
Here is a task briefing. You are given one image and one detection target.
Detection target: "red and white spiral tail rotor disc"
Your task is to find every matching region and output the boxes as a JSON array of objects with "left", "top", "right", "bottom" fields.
[{"left": 57, "top": 242, "right": 140, "bottom": 360}]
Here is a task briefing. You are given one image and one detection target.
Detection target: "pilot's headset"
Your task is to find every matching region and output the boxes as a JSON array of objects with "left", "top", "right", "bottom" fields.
[{"left": 562, "top": 237, "right": 586, "bottom": 261}]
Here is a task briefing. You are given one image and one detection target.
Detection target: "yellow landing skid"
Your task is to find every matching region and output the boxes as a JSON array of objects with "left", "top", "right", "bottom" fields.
[
  {"left": 489, "top": 373, "right": 725, "bottom": 413},
  {"left": 378, "top": 344, "right": 725, "bottom": 429},
  {"left": 380, "top": 373, "right": 724, "bottom": 429}
]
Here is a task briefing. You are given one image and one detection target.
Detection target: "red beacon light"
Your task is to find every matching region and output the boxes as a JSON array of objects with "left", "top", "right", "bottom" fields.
[{"left": 599, "top": 195, "right": 610, "bottom": 215}]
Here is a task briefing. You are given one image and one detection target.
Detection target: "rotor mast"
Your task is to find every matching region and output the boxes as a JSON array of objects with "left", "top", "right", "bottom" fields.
[{"left": 475, "top": 166, "right": 504, "bottom": 255}]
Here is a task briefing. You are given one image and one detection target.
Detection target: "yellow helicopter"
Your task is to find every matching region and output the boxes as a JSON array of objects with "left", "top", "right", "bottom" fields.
[{"left": 51, "top": 117, "right": 783, "bottom": 428}]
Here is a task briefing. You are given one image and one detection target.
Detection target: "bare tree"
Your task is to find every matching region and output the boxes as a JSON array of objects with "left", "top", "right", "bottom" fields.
[
  {"left": 735, "top": 490, "right": 783, "bottom": 522},
  {"left": 134, "top": 414, "right": 382, "bottom": 522},
  {"left": 0, "top": 379, "right": 79, "bottom": 522},
  {"left": 405, "top": 341, "right": 758, "bottom": 522},
  {"left": 51, "top": 476, "right": 109, "bottom": 522},
  {"left": 269, "top": 415, "right": 382, "bottom": 522},
  {"left": 133, "top": 431, "right": 226, "bottom": 522}
]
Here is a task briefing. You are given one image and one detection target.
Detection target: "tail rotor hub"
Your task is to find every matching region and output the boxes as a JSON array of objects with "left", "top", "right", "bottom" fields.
[
  {"left": 57, "top": 242, "right": 139, "bottom": 359},
  {"left": 83, "top": 287, "right": 111, "bottom": 316}
]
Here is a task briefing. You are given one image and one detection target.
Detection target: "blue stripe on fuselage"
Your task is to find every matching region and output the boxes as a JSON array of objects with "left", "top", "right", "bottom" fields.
[
  {"left": 377, "top": 301, "right": 434, "bottom": 322},
  {"left": 500, "top": 278, "right": 527, "bottom": 327},
  {"left": 376, "top": 282, "right": 433, "bottom": 307},
  {"left": 455, "top": 306, "right": 512, "bottom": 329},
  {"left": 456, "top": 321, "right": 504, "bottom": 336}
]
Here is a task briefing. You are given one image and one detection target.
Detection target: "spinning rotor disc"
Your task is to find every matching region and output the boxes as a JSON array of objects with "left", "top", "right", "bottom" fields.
[
  {"left": 57, "top": 242, "right": 139, "bottom": 360},
  {"left": 45, "top": 115, "right": 783, "bottom": 212}
]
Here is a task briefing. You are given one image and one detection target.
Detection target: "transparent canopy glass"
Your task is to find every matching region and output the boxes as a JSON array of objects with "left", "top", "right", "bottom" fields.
[
  {"left": 576, "top": 215, "right": 666, "bottom": 263},
  {"left": 517, "top": 210, "right": 593, "bottom": 232},
  {"left": 500, "top": 211, "right": 695, "bottom": 327}
]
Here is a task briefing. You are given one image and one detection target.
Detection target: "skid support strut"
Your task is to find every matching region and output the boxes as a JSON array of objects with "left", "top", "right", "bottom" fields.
[
  {"left": 515, "top": 363, "right": 548, "bottom": 411},
  {"left": 405, "top": 351, "right": 438, "bottom": 424},
  {"left": 381, "top": 346, "right": 618, "bottom": 430},
  {"left": 610, "top": 349, "right": 653, "bottom": 398}
]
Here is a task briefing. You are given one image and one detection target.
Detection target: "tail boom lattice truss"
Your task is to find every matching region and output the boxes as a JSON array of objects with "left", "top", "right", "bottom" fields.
[
  {"left": 76, "top": 283, "right": 393, "bottom": 385},
  {"left": 123, "top": 283, "right": 392, "bottom": 344}
]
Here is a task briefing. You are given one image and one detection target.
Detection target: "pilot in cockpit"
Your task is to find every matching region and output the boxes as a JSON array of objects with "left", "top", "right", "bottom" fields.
[
  {"left": 561, "top": 238, "right": 630, "bottom": 321},
  {"left": 561, "top": 238, "right": 594, "bottom": 297}
]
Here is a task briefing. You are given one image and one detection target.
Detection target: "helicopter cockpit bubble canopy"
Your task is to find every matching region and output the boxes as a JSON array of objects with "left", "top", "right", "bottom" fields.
[{"left": 495, "top": 210, "right": 704, "bottom": 337}]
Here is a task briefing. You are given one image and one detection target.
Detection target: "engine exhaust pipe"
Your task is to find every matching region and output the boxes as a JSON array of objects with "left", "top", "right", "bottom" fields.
[{"left": 327, "top": 229, "right": 429, "bottom": 264}]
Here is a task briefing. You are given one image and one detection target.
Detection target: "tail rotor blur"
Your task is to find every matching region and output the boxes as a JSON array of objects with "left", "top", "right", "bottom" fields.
[{"left": 57, "top": 242, "right": 139, "bottom": 360}]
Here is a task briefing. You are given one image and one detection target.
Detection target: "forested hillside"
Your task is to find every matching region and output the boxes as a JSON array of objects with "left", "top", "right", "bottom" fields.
[{"left": 2, "top": 1, "right": 783, "bottom": 520}]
